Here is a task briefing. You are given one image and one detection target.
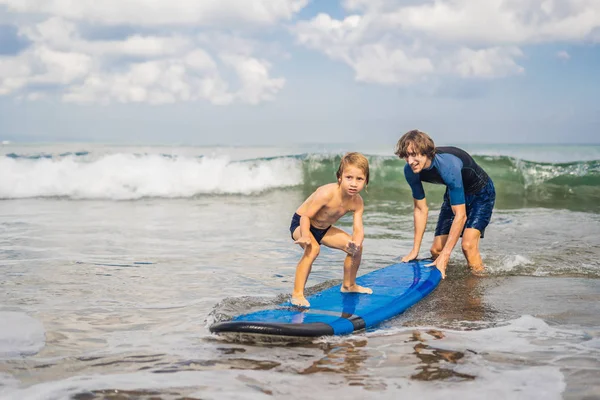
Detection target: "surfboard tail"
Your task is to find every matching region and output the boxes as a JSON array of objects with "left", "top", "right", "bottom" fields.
[{"left": 209, "top": 321, "right": 334, "bottom": 337}]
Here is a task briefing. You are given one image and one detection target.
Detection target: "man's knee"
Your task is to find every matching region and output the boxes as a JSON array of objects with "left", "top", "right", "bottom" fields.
[
  {"left": 430, "top": 245, "right": 443, "bottom": 258},
  {"left": 461, "top": 239, "right": 477, "bottom": 254}
]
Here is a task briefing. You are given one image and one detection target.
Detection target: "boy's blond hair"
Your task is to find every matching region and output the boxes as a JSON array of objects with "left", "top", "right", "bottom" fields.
[
  {"left": 394, "top": 129, "right": 436, "bottom": 159},
  {"left": 336, "top": 152, "right": 369, "bottom": 186}
]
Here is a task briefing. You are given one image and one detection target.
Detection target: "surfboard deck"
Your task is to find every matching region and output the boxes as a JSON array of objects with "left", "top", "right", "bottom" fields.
[{"left": 210, "top": 259, "right": 441, "bottom": 338}]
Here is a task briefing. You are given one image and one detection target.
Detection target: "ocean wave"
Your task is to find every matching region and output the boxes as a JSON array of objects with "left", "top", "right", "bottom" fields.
[
  {"left": 0, "top": 153, "right": 303, "bottom": 199},
  {"left": 2, "top": 153, "right": 599, "bottom": 211}
]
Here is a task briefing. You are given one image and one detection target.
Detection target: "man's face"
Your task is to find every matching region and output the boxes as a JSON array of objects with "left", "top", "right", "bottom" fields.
[{"left": 404, "top": 143, "right": 430, "bottom": 174}]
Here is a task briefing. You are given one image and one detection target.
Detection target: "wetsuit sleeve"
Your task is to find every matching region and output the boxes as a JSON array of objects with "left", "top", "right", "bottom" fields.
[
  {"left": 404, "top": 163, "right": 425, "bottom": 200},
  {"left": 436, "top": 153, "right": 465, "bottom": 205}
]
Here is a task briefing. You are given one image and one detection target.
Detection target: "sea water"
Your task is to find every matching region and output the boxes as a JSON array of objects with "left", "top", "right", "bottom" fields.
[{"left": 1, "top": 143, "right": 599, "bottom": 399}]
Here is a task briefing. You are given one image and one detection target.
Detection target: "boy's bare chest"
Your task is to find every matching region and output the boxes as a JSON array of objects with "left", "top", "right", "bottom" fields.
[{"left": 319, "top": 203, "right": 353, "bottom": 220}]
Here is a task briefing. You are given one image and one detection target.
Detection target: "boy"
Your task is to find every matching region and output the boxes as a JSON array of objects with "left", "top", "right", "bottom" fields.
[
  {"left": 395, "top": 130, "right": 495, "bottom": 279},
  {"left": 290, "top": 152, "right": 373, "bottom": 307}
]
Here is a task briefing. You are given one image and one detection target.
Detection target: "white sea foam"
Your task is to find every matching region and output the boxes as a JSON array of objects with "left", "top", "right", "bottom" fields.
[
  {"left": 464, "top": 144, "right": 600, "bottom": 163},
  {"left": 366, "top": 315, "right": 584, "bottom": 352},
  {"left": 493, "top": 254, "right": 534, "bottom": 273},
  {"left": 359, "top": 315, "right": 590, "bottom": 398},
  {"left": 0, "top": 312, "right": 45, "bottom": 358},
  {"left": 0, "top": 361, "right": 566, "bottom": 400},
  {"left": 432, "top": 315, "right": 588, "bottom": 353},
  {"left": 0, "top": 154, "right": 303, "bottom": 199}
]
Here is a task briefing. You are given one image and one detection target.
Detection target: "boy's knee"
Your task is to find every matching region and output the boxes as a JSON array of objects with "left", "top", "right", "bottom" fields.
[
  {"left": 305, "top": 244, "right": 320, "bottom": 258},
  {"left": 351, "top": 247, "right": 363, "bottom": 258}
]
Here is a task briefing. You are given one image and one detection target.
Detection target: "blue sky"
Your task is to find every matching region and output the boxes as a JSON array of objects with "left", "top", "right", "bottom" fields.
[{"left": 0, "top": 0, "right": 598, "bottom": 145}]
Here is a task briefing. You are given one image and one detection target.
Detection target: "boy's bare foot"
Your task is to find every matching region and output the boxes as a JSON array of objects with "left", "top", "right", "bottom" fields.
[
  {"left": 291, "top": 295, "right": 310, "bottom": 307},
  {"left": 341, "top": 284, "right": 373, "bottom": 294}
]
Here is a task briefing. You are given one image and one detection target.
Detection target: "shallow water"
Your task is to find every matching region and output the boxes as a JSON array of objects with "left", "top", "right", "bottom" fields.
[{"left": 1, "top": 144, "right": 600, "bottom": 399}]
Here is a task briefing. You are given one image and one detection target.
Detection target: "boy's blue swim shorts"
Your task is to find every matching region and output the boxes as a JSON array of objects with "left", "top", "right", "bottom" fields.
[{"left": 290, "top": 213, "right": 331, "bottom": 244}]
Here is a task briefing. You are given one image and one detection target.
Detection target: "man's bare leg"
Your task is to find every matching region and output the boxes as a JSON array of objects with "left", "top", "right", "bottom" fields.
[
  {"left": 430, "top": 235, "right": 448, "bottom": 260},
  {"left": 462, "top": 228, "right": 485, "bottom": 275}
]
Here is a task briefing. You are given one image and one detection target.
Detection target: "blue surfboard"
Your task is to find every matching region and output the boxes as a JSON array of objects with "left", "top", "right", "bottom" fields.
[{"left": 210, "top": 259, "right": 441, "bottom": 338}]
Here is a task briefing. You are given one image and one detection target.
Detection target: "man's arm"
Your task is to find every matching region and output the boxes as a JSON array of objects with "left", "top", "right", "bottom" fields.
[
  {"left": 402, "top": 163, "right": 427, "bottom": 261},
  {"left": 429, "top": 153, "right": 467, "bottom": 277},
  {"left": 402, "top": 197, "right": 428, "bottom": 262},
  {"left": 426, "top": 203, "right": 466, "bottom": 278}
]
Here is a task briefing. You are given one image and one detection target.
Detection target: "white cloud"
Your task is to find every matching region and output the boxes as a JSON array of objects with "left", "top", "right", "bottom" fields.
[
  {"left": 0, "top": 57, "right": 31, "bottom": 95},
  {"left": 556, "top": 50, "right": 571, "bottom": 60},
  {"left": 347, "top": 43, "right": 434, "bottom": 85},
  {"left": 451, "top": 47, "right": 525, "bottom": 78},
  {"left": 292, "top": 0, "right": 600, "bottom": 85},
  {"left": 0, "top": 0, "right": 308, "bottom": 26},
  {"left": 0, "top": 46, "right": 93, "bottom": 93},
  {"left": 62, "top": 59, "right": 230, "bottom": 105},
  {"left": 2, "top": 0, "right": 597, "bottom": 102},
  {"left": 61, "top": 53, "right": 285, "bottom": 105},
  {"left": 382, "top": 0, "right": 600, "bottom": 44},
  {"left": 220, "top": 55, "right": 285, "bottom": 104},
  {"left": 0, "top": 1, "right": 302, "bottom": 104},
  {"left": 21, "top": 18, "right": 195, "bottom": 58}
]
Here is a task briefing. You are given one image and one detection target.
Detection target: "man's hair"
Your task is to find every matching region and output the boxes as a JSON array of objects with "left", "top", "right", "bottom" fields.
[
  {"left": 336, "top": 152, "right": 370, "bottom": 186},
  {"left": 394, "top": 129, "right": 436, "bottom": 159}
]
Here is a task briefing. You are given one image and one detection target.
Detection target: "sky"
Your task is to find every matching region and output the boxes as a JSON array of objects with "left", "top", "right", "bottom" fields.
[{"left": 0, "top": 0, "right": 599, "bottom": 145}]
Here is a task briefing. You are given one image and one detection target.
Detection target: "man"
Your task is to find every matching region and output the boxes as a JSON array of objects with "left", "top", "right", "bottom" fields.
[{"left": 395, "top": 130, "right": 495, "bottom": 278}]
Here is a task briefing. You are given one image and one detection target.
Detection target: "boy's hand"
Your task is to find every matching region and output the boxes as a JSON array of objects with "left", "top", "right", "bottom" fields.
[
  {"left": 346, "top": 241, "right": 361, "bottom": 256},
  {"left": 294, "top": 236, "right": 311, "bottom": 246}
]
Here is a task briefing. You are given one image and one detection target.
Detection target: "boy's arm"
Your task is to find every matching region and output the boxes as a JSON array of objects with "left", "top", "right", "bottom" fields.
[
  {"left": 351, "top": 197, "right": 365, "bottom": 247},
  {"left": 296, "top": 215, "right": 312, "bottom": 245},
  {"left": 342, "top": 197, "right": 364, "bottom": 257}
]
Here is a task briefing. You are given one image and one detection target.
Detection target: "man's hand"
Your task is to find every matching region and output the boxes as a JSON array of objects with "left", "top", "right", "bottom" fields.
[
  {"left": 425, "top": 252, "right": 449, "bottom": 279},
  {"left": 294, "top": 235, "right": 311, "bottom": 246},
  {"left": 346, "top": 241, "right": 361, "bottom": 256},
  {"left": 401, "top": 249, "right": 420, "bottom": 263}
]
